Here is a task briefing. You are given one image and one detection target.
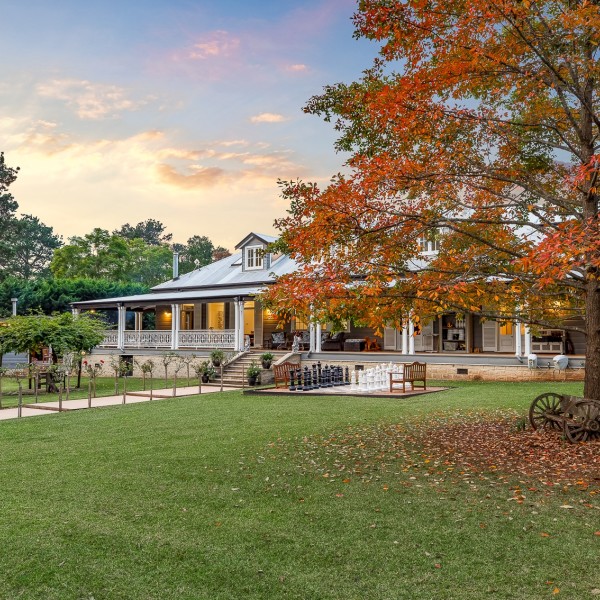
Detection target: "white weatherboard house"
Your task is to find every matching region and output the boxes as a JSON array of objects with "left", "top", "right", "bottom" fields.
[{"left": 72, "top": 232, "right": 586, "bottom": 362}]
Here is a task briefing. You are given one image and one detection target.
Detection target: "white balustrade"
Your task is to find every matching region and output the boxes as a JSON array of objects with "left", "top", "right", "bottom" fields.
[
  {"left": 100, "top": 329, "right": 235, "bottom": 349},
  {"left": 179, "top": 330, "right": 236, "bottom": 349}
]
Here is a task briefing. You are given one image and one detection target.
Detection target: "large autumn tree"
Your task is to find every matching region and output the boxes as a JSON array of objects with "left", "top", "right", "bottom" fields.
[{"left": 263, "top": 0, "right": 600, "bottom": 399}]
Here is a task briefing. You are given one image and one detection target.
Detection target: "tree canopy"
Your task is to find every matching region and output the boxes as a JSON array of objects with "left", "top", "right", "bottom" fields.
[
  {"left": 0, "top": 154, "right": 61, "bottom": 281},
  {"left": 263, "top": 0, "right": 600, "bottom": 399},
  {"left": 0, "top": 312, "right": 106, "bottom": 362},
  {"left": 0, "top": 277, "right": 149, "bottom": 317},
  {"left": 114, "top": 219, "right": 173, "bottom": 246},
  {"left": 50, "top": 228, "right": 173, "bottom": 286}
]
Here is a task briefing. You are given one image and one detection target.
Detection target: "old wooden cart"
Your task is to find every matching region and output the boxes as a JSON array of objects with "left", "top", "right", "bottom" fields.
[{"left": 529, "top": 393, "right": 600, "bottom": 443}]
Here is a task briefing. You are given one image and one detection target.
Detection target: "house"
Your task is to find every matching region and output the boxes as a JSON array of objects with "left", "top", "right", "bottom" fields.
[{"left": 72, "top": 232, "right": 586, "bottom": 360}]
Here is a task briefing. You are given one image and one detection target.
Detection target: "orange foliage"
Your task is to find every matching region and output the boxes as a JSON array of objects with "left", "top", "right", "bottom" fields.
[{"left": 262, "top": 0, "right": 600, "bottom": 394}]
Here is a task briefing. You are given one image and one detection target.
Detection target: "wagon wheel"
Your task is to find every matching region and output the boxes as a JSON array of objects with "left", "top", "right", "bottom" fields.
[
  {"left": 562, "top": 400, "right": 600, "bottom": 444},
  {"left": 529, "top": 392, "right": 563, "bottom": 431}
]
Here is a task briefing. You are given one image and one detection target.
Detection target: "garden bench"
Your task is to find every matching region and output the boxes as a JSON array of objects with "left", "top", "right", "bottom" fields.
[
  {"left": 273, "top": 362, "right": 296, "bottom": 388},
  {"left": 389, "top": 362, "right": 427, "bottom": 393}
]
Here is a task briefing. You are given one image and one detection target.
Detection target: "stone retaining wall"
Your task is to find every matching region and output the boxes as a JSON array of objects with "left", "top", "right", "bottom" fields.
[{"left": 300, "top": 360, "right": 584, "bottom": 382}]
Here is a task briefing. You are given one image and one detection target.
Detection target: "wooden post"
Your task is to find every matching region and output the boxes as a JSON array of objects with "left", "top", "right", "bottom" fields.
[
  {"left": 220, "top": 365, "right": 223, "bottom": 392},
  {"left": 34, "top": 374, "right": 39, "bottom": 403},
  {"left": 150, "top": 374, "right": 153, "bottom": 400},
  {"left": 122, "top": 376, "right": 127, "bottom": 404},
  {"left": 198, "top": 376, "right": 202, "bottom": 395},
  {"left": 17, "top": 383, "right": 22, "bottom": 418},
  {"left": 88, "top": 382, "right": 92, "bottom": 408},
  {"left": 58, "top": 385, "right": 63, "bottom": 412}
]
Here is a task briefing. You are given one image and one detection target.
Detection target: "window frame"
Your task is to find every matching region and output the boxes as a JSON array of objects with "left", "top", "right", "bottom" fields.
[{"left": 245, "top": 245, "right": 264, "bottom": 270}]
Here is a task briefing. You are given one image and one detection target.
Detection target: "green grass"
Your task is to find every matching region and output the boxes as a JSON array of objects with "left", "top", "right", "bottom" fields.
[
  {"left": 0, "top": 375, "right": 206, "bottom": 408},
  {"left": 0, "top": 380, "right": 596, "bottom": 599}
]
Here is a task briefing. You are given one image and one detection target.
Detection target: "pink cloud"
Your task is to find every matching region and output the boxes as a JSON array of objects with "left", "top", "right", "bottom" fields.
[{"left": 187, "top": 30, "right": 240, "bottom": 60}]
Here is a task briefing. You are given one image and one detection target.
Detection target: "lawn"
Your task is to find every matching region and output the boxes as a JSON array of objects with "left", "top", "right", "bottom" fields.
[
  {"left": 0, "top": 380, "right": 598, "bottom": 599},
  {"left": 0, "top": 374, "right": 207, "bottom": 408}
]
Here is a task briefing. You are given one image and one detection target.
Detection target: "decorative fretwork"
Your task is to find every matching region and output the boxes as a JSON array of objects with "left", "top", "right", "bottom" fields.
[
  {"left": 178, "top": 330, "right": 236, "bottom": 348},
  {"left": 99, "top": 329, "right": 236, "bottom": 349}
]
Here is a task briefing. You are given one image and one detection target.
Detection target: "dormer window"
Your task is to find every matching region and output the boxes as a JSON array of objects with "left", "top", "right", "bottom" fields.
[{"left": 245, "top": 245, "right": 264, "bottom": 270}]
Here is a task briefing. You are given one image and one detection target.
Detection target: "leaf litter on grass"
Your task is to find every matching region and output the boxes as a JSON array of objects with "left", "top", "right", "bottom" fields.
[{"left": 265, "top": 410, "right": 600, "bottom": 497}]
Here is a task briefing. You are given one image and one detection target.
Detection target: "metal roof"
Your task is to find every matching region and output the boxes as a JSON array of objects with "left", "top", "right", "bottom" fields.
[
  {"left": 71, "top": 285, "right": 266, "bottom": 309},
  {"left": 152, "top": 251, "right": 297, "bottom": 291}
]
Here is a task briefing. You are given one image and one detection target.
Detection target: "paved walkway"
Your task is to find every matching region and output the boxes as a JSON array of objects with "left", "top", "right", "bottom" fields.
[{"left": 0, "top": 385, "right": 237, "bottom": 422}]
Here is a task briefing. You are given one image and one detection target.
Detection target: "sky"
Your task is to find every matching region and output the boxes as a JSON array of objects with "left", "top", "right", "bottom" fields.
[{"left": 0, "top": 0, "right": 380, "bottom": 251}]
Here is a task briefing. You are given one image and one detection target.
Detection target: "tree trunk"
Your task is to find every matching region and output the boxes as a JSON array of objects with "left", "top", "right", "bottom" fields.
[{"left": 584, "top": 279, "right": 600, "bottom": 401}]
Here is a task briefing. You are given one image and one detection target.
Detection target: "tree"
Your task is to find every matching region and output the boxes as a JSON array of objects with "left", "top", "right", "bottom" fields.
[
  {"left": 115, "top": 219, "right": 172, "bottom": 246},
  {"left": 2, "top": 215, "right": 62, "bottom": 280},
  {"left": 51, "top": 229, "right": 172, "bottom": 286},
  {"left": 0, "top": 152, "right": 19, "bottom": 273},
  {"left": 0, "top": 277, "right": 149, "bottom": 317},
  {"left": 0, "top": 152, "right": 18, "bottom": 231},
  {"left": 263, "top": 0, "right": 600, "bottom": 400},
  {"left": 178, "top": 235, "right": 215, "bottom": 274},
  {"left": 212, "top": 245, "right": 231, "bottom": 262},
  {"left": 0, "top": 313, "right": 106, "bottom": 363}
]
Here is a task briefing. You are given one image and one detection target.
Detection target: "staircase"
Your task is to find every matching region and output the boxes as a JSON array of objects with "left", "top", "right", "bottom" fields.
[{"left": 217, "top": 349, "right": 289, "bottom": 388}]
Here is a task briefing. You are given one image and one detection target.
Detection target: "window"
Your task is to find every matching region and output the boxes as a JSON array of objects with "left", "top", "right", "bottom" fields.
[
  {"left": 417, "top": 234, "right": 441, "bottom": 254},
  {"left": 245, "top": 245, "right": 264, "bottom": 270}
]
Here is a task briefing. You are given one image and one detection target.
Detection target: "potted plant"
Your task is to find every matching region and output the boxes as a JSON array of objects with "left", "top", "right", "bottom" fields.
[
  {"left": 194, "top": 360, "right": 215, "bottom": 383},
  {"left": 246, "top": 361, "right": 261, "bottom": 386},
  {"left": 210, "top": 349, "right": 225, "bottom": 367},
  {"left": 260, "top": 352, "right": 274, "bottom": 369}
]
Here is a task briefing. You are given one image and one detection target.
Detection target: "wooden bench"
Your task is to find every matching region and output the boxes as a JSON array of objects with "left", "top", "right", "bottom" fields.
[
  {"left": 389, "top": 362, "right": 427, "bottom": 393},
  {"left": 273, "top": 362, "right": 297, "bottom": 388}
]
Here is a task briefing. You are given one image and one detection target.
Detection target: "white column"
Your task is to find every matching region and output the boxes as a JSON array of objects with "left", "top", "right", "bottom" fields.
[
  {"left": 238, "top": 301, "right": 246, "bottom": 351},
  {"left": 514, "top": 321, "right": 522, "bottom": 357},
  {"left": 408, "top": 319, "right": 415, "bottom": 355},
  {"left": 315, "top": 323, "right": 322, "bottom": 353},
  {"left": 524, "top": 325, "right": 532, "bottom": 356},
  {"left": 135, "top": 312, "right": 143, "bottom": 331},
  {"left": 233, "top": 300, "right": 240, "bottom": 352},
  {"left": 171, "top": 304, "right": 180, "bottom": 350},
  {"left": 117, "top": 305, "right": 126, "bottom": 350},
  {"left": 309, "top": 322, "right": 316, "bottom": 352},
  {"left": 402, "top": 321, "right": 409, "bottom": 355},
  {"left": 71, "top": 307, "right": 80, "bottom": 317}
]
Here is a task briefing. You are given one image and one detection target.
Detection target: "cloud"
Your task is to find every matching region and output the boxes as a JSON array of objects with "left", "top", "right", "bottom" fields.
[
  {"left": 186, "top": 30, "right": 240, "bottom": 60},
  {"left": 37, "top": 79, "right": 147, "bottom": 119},
  {"left": 284, "top": 64, "right": 308, "bottom": 73},
  {"left": 156, "top": 164, "right": 227, "bottom": 188},
  {"left": 250, "top": 112, "right": 288, "bottom": 124}
]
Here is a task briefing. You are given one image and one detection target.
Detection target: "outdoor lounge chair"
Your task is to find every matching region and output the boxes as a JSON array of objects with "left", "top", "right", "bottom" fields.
[
  {"left": 271, "top": 332, "right": 288, "bottom": 350},
  {"left": 321, "top": 331, "right": 346, "bottom": 351}
]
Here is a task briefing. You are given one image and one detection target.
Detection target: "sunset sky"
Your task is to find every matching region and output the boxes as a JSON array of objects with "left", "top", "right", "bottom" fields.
[{"left": 1, "top": 0, "right": 379, "bottom": 251}]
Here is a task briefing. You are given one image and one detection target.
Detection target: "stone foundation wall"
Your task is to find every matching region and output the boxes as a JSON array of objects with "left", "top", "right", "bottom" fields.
[
  {"left": 89, "top": 351, "right": 211, "bottom": 378},
  {"left": 300, "top": 360, "right": 585, "bottom": 383}
]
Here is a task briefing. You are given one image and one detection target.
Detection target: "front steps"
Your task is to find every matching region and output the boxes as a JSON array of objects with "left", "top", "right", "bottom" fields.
[{"left": 218, "top": 349, "right": 288, "bottom": 387}]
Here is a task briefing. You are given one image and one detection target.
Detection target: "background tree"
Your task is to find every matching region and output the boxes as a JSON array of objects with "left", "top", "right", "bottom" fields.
[
  {"left": 212, "top": 245, "right": 231, "bottom": 262},
  {"left": 2, "top": 215, "right": 62, "bottom": 280},
  {"left": 115, "top": 219, "right": 172, "bottom": 246},
  {"left": 263, "top": 0, "right": 600, "bottom": 400},
  {"left": 51, "top": 229, "right": 172, "bottom": 286},
  {"left": 0, "top": 152, "right": 18, "bottom": 231},
  {"left": 0, "top": 277, "right": 149, "bottom": 317},
  {"left": 0, "top": 153, "right": 20, "bottom": 275},
  {"left": 177, "top": 235, "right": 215, "bottom": 274}
]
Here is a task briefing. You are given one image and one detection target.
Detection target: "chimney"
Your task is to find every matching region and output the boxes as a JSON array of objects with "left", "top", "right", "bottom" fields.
[{"left": 173, "top": 251, "right": 179, "bottom": 280}]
